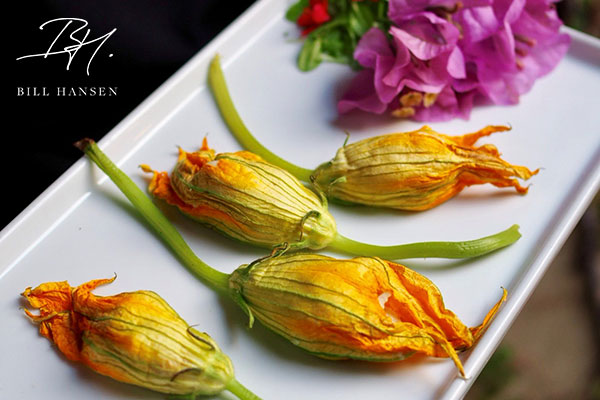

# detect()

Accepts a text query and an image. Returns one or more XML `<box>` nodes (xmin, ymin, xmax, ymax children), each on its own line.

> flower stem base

<box><xmin>225</xmin><ymin>378</ymin><xmax>263</xmax><ymax>400</ymax></box>
<box><xmin>329</xmin><ymin>225</ymin><xmax>521</xmax><ymax>260</ymax></box>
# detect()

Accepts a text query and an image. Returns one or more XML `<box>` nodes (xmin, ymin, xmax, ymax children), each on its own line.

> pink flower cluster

<box><xmin>338</xmin><ymin>0</ymin><xmax>571</xmax><ymax>121</ymax></box>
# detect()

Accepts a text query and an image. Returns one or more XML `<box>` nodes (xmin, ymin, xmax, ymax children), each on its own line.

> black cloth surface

<box><xmin>8</xmin><ymin>1</ymin><xmax>256</xmax><ymax>230</ymax></box>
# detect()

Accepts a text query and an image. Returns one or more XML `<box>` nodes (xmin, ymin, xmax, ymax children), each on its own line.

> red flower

<box><xmin>297</xmin><ymin>0</ymin><xmax>330</xmax><ymax>35</ymax></box>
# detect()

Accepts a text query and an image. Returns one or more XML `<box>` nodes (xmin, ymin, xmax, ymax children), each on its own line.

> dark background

<box><xmin>8</xmin><ymin>1</ymin><xmax>256</xmax><ymax>230</ymax></box>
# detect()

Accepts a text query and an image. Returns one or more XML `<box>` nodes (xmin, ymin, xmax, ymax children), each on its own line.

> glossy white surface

<box><xmin>1</xmin><ymin>1</ymin><xmax>600</xmax><ymax>399</ymax></box>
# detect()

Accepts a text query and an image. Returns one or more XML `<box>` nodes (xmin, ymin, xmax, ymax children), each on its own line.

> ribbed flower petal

<box><xmin>229</xmin><ymin>252</ymin><xmax>507</xmax><ymax>376</ymax></box>
<box><xmin>22</xmin><ymin>278</ymin><xmax>234</xmax><ymax>396</ymax></box>
<box><xmin>144</xmin><ymin>139</ymin><xmax>336</xmax><ymax>250</ymax></box>
<box><xmin>313</xmin><ymin>125</ymin><xmax>538</xmax><ymax>210</ymax></box>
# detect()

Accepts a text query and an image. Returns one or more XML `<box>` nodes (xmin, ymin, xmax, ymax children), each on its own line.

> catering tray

<box><xmin>2</xmin><ymin>1</ymin><xmax>600</xmax><ymax>399</ymax></box>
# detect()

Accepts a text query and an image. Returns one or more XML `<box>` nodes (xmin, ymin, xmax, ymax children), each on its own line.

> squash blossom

<box><xmin>22</xmin><ymin>277</ymin><xmax>260</xmax><ymax>400</ymax></box>
<box><xmin>312</xmin><ymin>125</ymin><xmax>539</xmax><ymax>210</ymax></box>
<box><xmin>141</xmin><ymin>139</ymin><xmax>521</xmax><ymax>260</ymax></box>
<box><xmin>229</xmin><ymin>252</ymin><xmax>507</xmax><ymax>377</ymax></box>
<box><xmin>75</xmin><ymin>139</ymin><xmax>508</xmax><ymax>376</ymax></box>
<box><xmin>208</xmin><ymin>54</ymin><xmax>538</xmax><ymax>211</ymax></box>
<box><xmin>142</xmin><ymin>138</ymin><xmax>336</xmax><ymax>251</ymax></box>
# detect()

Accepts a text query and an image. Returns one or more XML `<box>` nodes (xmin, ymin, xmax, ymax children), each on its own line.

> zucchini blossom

<box><xmin>208</xmin><ymin>54</ymin><xmax>538</xmax><ymax>211</ymax></box>
<box><xmin>142</xmin><ymin>139</ymin><xmax>521</xmax><ymax>260</ymax></box>
<box><xmin>142</xmin><ymin>138</ymin><xmax>336</xmax><ymax>251</ymax></box>
<box><xmin>230</xmin><ymin>251</ymin><xmax>507</xmax><ymax>377</ymax></box>
<box><xmin>75</xmin><ymin>138</ymin><xmax>508</xmax><ymax>377</ymax></box>
<box><xmin>312</xmin><ymin>125</ymin><xmax>539</xmax><ymax>210</ymax></box>
<box><xmin>22</xmin><ymin>277</ymin><xmax>260</xmax><ymax>400</ymax></box>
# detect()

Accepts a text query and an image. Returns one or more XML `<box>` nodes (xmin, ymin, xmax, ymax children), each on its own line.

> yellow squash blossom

<box><xmin>312</xmin><ymin>125</ymin><xmax>539</xmax><ymax>210</ymax></box>
<box><xmin>230</xmin><ymin>251</ymin><xmax>507</xmax><ymax>377</ymax></box>
<box><xmin>142</xmin><ymin>138</ymin><xmax>336</xmax><ymax>251</ymax></box>
<box><xmin>22</xmin><ymin>277</ymin><xmax>259</xmax><ymax>400</ymax></box>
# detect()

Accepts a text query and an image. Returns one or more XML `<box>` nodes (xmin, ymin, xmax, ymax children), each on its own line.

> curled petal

<box><xmin>455</xmin><ymin>6</ymin><xmax>500</xmax><ymax>43</ymax></box>
<box><xmin>447</xmin><ymin>47</ymin><xmax>466</xmax><ymax>79</ymax></box>
<box><xmin>388</xmin><ymin>0</ymin><xmax>459</xmax><ymax>23</ymax></box>
<box><xmin>494</xmin><ymin>0</ymin><xmax>527</xmax><ymax>25</ymax></box>
<box><xmin>338</xmin><ymin>69</ymin><xmax>389</xmax><ymax>114</ymax></box>
<box><xmin>355</xmin><ymin>28</ymin><xmax>405</xmax><ymax>104</ymax></box>
<box><xmin>391</xmin><ymin>14</ymin><xmax>460</xmax><ymax>61</ymax></box>
<box><xmin>354</xmin><ymin>27</ymin><xmax>395</xmax><ymax>68</ymax></box>
<box><xmin>22</xmin><ymin>281</ymin><xmax>80</xmax><ymax>361</ymax></box>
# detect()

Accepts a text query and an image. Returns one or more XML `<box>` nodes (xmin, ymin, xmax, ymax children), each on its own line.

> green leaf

<box><xmin>321</xmin><ymin>53</ymin><xmax>352</xmax><ymax>65</ymax></box>
<box><xmin>298</xmin><ymin>36</ymin><xmax>323</xmax><ymax>71</ymax></box>
<box><xmin>285</xmin><ymin>0</ymin><xmax>309</xmax><ymax>22</ymax></box>
<box><xmin>321</xmin><ymin>29</ymin><xmax>345</xmax><ymax>56</ymax></box>
<box><xmin>349</xmin><ymin>2</ymin><xmax>375</xmax><ymax>37</ymax></box>
<box><xmin>289</xmin><ymin>0</ymin><xmax>389</xmax><ymax>72</ymax></box>
<box><xmin>319</xmin><ymin>27</ymin><xmax>354</xmax><ymax>66</ymax></box>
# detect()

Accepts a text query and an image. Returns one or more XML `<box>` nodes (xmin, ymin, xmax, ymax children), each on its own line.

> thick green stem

<box><xmin>329</xmin><ymin>225</ymin><xmax>522</xmax><ymax>260</ymax></box>
<box><xmin>208</xmin><ymin>54</ymin><xmax>314</xmax><ymax>182</ymax></box>
<box><xmin>75</xmin><ymin>139</ymin><xmax>230</xmax><ymax>295</ymax></box>
<box><xmin>225</xmin><ymin>378</ymin><xmax>263</xmax><ymax>400</ymax></box>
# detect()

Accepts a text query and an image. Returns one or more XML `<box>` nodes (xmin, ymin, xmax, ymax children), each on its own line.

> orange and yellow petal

<box><xmin>313</xmin><ymin>125</ymin><xmax>538</xmax><ymax>210</ymax></box>
<box><xmin>23</xmin><ymin>278</ymin><xmax>234</xmax><ymax>395</ymax></box>
<box><xmin>230</xmin><ymin>253</ymin><xmax>504</xmax><ymax>375</ymax></box>
<box><xmin>143</xmin><ymin>140</ymin><xmax>337</xmax><ymax>250</ymax></box>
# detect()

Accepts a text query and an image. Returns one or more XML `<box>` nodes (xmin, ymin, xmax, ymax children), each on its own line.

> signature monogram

<box><xmin>16</xmin><ymin>18</ymin><xmax>117</xmax><ymax>76</ymax></box>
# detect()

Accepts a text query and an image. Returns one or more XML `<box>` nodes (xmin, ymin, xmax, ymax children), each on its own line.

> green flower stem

<box><xmin>225</xmin><ymin>378</ymin><xmax>263</xmax><ymax>400</ymax></box>
<box><xmin>75</xmin><ymin>139</ymin><xmax>230</xmax><ymax>295</ymax></box>
<box><xmin>208</xmin><ymin>54</ymin><xmax>314</xmax><ymax>182</ymax></box>
<box><xmin>329</xmin><ymin>225</ymin><xmax>522</xmax><ymax>260</ymax></box>
<box><xmin>307</xmin><ymin>15</ymin><xmax>348</xmax><ymax>37</ymax></box>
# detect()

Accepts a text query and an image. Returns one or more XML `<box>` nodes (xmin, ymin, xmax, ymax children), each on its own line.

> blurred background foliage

<box><xmin>558</xmin><ymin>0</ymin><xmax>600</xmax><ymax>37</ymax></box>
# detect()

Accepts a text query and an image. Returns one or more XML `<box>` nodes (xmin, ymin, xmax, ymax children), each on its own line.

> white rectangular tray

<box><xmin>2</xmin><ymin>1</ymin><xmax>600</xmax><ymax>399</ymax></box>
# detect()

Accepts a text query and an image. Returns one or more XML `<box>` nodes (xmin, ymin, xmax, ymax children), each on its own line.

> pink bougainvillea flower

<box><xmin>338</xmin><ymin>0</ymin><xmax>570</xmax><ymax>121</ymax></box>
<box><xmin>463</xmin><ymin>0</ymin><xmax>571</xmax><ymax>105</ymax></box>
<box><xmin>388</xmin><ymin>0</ymin><xmax>463</xmax><ymax>21</ymax></box>
<box><xmin>339</xmin><ymin>25</ymin><xmax>458</xmax><ymax>119</ymax></box>
<box><xmin>391</xmin><ymin>12</ymin><xmax>461</xmax><ymax>60</ymax></box>
<box><xmin>297</xmin><ymin>0</ymin><xmax>331</xmax><ymax>36</ymax></box>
